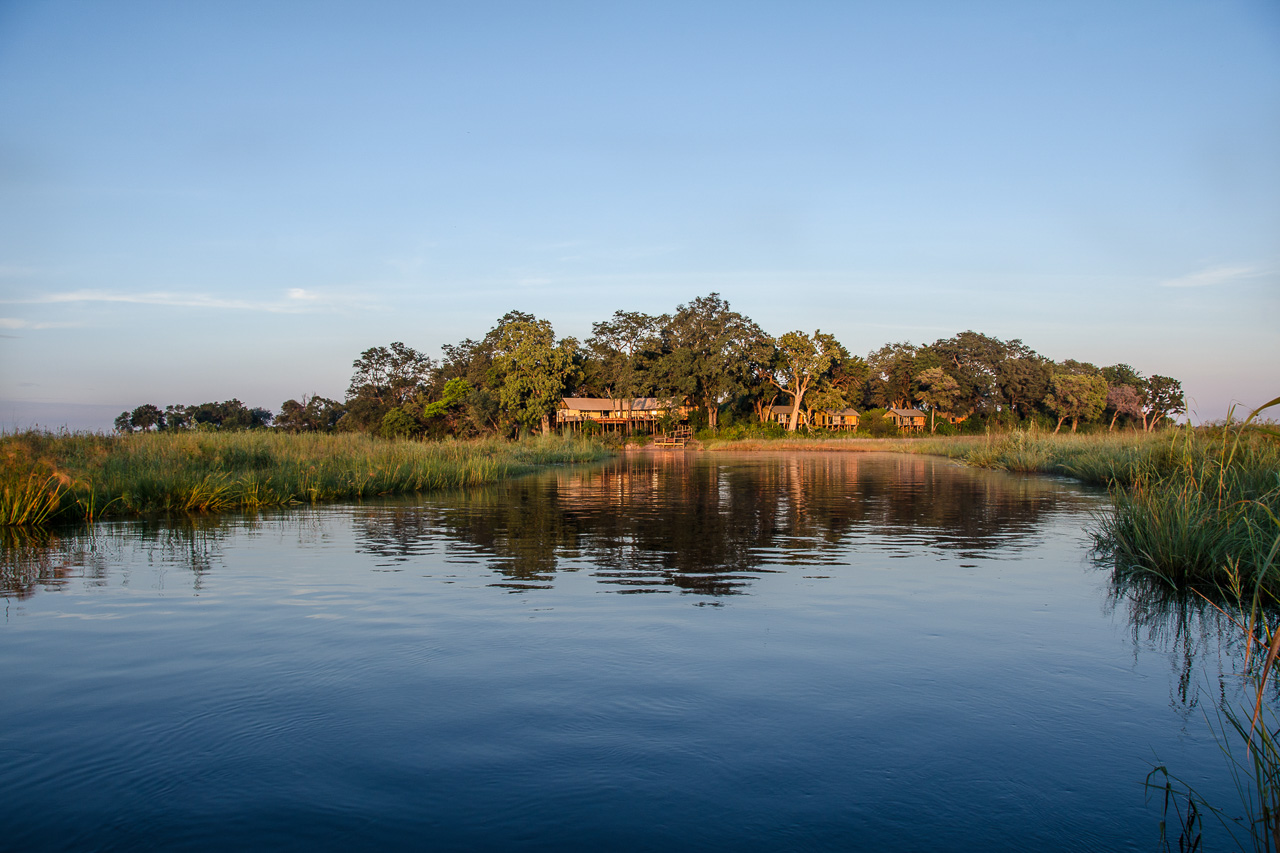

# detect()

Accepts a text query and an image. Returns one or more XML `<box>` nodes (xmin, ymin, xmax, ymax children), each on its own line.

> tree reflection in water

<box><xmin>356</xmin><ymin>451</ymin><xmax>1089</xmax><ymax>595</ymax></box>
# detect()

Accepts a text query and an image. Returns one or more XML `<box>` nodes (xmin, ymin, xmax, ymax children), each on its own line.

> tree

<box><xmin>422</xmin><ymin>378</ymin><xmax>472</xmax><ymax>420</ymax></box>
<box><xmin>1104</xmin><ymin>385</ymin><xmax>1144</xmax><ymax>431</ymax></box>
<box><xmin>348</xmin><ymin>341</ymin><xmax>435</xmax><ymax>406</ymax></box>
<box><xmin>1101</xmin><ymin>363</ymin><xmax>1144</xmax><ymax>389</ymax></box>
<box><xmin>1144</xmin><ymin>375</ymin><xmax>1185</xmax><ymax>430</ymax></box>
<box><xmin>765</xmin><ymin>330</ymin><xmax>842</xmax><ymax>431</ymax></box>
<box><xmin>926</xmin><ymin>331</ymin><xmax>1008</xmax><ymax>416</ymax></box>
<box><xmin>866</xmin><ymin>342</ymin><xmax>921</xmax><ymax>410</ymax></box>
<box><xmin>163</xmin><ymin>404</ymin><xmax>191</xmax><ymax>431</ymax></box>
<box><xmin>276</xmin><ymin>395</ymin><xmax>344</xmax><ymax>432</ymax></box>
<box><xmin>344</xmin><ymin>342</ymin><xmax>435</xmax><ymax>432</ymax></box>
<box><xmin>380</xmin><ymin>407</ymin><xmax>418</xmax><ymax>439</ymax></box>
<box><xmin>914</xmin><ymin>368</ymin><xmax>963</xmax><ymax>433</ymax></box>
<box><xmin>129</xmin><ymin>403</ymin><xmax>164</xmax><ymax>431</ymax></box>
<box><xmin>998</xmin><ymin>344</ymin><xmax>1051</xmax><ymax>420</ymax></box>
<box><xmin>439</xmin><ymin>312</ymin><xmax>539</xmax><ymax>436</ymax></box>
<box><xmin>587</xmin><ymin>310</ymin><xmax>662</xmax><ymax>432</ymax></box>
<box><xmin>1043</xmin><ymin>372</ymin><xmax>1107</xmax><ymax>433</ymax></box>
<box><xmin>491</xmin><ymin>317</ymin><xmax>579</xmax><ymax>435</ymax></box>
<box><xmin>187</xmin><ymin>399</ymin><xmax>270</xmax><ymax>430</ymax></box>
<box><xmin>114</xmin><ymin>411</ymin><xmax>134</xmax><ymax>433</ymax></box>
<box><xmin>654</xmin><ymin>293</ymin><xmax>769</xmax><ymax>429</ymax></box>
<box><xmin>828</xmin><ymin>353</ymin><xmax>871</xmax><ymax>410</ymax></box>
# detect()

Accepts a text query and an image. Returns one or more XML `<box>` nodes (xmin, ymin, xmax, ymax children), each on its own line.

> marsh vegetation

<box><xmin>0</xmin><ymin>430</ymin><xmax>609</xmax><ymax>524</ymax></box>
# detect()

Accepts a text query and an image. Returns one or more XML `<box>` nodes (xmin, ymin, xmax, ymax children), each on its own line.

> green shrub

<box><xmin>861</xmin><ymin>408</ymin><xmax>898</xmax><ymax>438</ymax></box>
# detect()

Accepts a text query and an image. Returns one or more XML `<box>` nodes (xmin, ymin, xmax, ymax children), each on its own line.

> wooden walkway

<box><xmin>652</xmin><ymin>426</ymin><xmax>693</xmax><ymax>448</ymax></box>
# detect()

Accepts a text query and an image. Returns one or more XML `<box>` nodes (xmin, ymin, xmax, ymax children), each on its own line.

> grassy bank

<box><xmin>0</xmin><ymin>430</ymin><xmax>612</xmax><ymax>524</ymax></box>
<box><xmin>706</xmin><ymin>423</ymin><xmax>1280</xmax><ymax>593</ymax></box>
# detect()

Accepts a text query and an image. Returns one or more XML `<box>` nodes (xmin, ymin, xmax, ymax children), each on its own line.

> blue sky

<box><xmin>2</xmin><ymin>0</ymin><xmax>1277</xmax><ymax>430</ymax></box>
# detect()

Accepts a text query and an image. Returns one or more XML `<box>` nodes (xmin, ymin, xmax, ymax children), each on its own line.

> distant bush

<box><xmin>861</xmin><ymin>408</ymin><xmax>898</xmax><ymax>438</ymax></box>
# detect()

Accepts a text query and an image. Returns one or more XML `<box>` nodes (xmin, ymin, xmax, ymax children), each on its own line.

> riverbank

<box><xmin>703</xmin><ymin>426</ymin><xmax>1280</xmax><ymax>593</ymax></box>
<box><xmin>702</xmin><ymin>431</ymin><xmax>1164</xmax><ymax>485</ymax></box>
<box><xmin>1</xmin><ymin>430</ymin><xmax>611</xmax><ymax>525</ymax></box>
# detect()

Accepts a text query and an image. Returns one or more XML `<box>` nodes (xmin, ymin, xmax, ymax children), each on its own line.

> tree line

<box><xmin>114</xmin><ymin>293</ymin><xmax>1185</xmax><ymax>438</ymax></box>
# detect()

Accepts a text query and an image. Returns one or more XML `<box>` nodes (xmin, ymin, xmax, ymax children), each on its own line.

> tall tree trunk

<box><xmin>1054</xmin><ymin>416</ymin><xmax>1066</xmax><ymax>434</ymax></box>
<box><xmin>787</xmin><ymin>381</ymin><xmax>810</xmax><ymax>432</ymax></box>
<box><xmin>1071</xmin><ymin>416</ymin><xmax>1078</xmax><ymax>433</ymax></box>
<box><xmin>1109</xmin><ymin>411</ymin><xmax>1118</xmax><ymax>431</ymax></box>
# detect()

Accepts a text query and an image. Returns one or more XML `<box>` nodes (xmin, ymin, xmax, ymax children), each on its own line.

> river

<box><xmin>0</xmin><ymin>452</ymin><xmax>1240</xmax><ymax>851</ymax></box>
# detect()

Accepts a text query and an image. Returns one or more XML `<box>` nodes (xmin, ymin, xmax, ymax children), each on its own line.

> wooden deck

<box><xmin>652</xmin><ymin>426</ymin><xmax>693</xmax><ymax>448</ymax></box>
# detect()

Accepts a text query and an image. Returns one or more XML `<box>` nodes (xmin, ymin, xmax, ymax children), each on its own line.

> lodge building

<box><xmin>556</xmin><ymin>397</ymin><xmax>691</xmax><ymax>433</ymax></box>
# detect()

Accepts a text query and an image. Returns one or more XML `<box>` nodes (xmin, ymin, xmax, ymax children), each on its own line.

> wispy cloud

<box><xmin>0</xmin><ymin>317</ymin><xmax>84</xmax><ymax>330</ymax></box>
<box><xmin>0</xmin><ymin>289</ymin><xmax>343</xmax><ymax>313</ymax></box>
<box><xmin>1160</xmin><ymin>265</ymin><xmax>1265</xmax><ymax>288</ymax></box>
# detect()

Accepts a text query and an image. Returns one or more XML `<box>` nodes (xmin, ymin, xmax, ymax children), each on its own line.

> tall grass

<box><xmin>0</xmin><ymin>430</ymin><xmax>611</xmax><ymax>525</ymax></box>
<box><xmin>1092</xmin><ymin>402</ymin><xmax>1280</xmax><ymax>596</ymax></box>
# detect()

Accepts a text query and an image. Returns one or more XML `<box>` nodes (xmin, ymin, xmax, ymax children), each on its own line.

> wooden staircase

<box><xmin>653</xmin><ymin>425</ymin><xmax>693</xmax><ymax>448</ymax></box>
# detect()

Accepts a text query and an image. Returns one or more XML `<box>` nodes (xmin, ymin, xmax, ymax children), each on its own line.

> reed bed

<box><xmin>1094</xmin><ymin>423</ymin><xmax>1280</xmax><ymax>596</ymax></box>
<box><xmin>0</xmin><ymin>430</ymin><xmax>610</xmax><ymax>524</ymax></box>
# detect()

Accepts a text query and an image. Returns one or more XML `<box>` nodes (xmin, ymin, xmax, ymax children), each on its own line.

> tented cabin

<box><xmin>809</xmin><ymin>408</ymin><xmax>860</xmax><ymax>430</ymax></box>
<box><xmin>885</xmin><ymin>408</ymin><xmax>927</xmax><ymax>433</ymax></box>
<box><xmin>765</xmin><ymin>405</ymin><xmax>805</xmax><ymax>427</ymax></box>
<box><xmin>557</xmin><ymin>397</ymin><xmax>689</xmax><ymax>433</ymax></box>
<box><xmin>765</xmin><ymin>406</ymin><xmax>860</xmax><ymax>430</ymax></box>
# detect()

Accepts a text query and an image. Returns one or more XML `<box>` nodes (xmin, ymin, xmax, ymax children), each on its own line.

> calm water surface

<box><xmin>0</xmin><ymin>452</ymin><xmax>1239</xmax><ymax>851</ymax></box>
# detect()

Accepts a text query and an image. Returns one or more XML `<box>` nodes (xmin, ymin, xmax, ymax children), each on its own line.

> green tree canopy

<box><xmin>914</xmin><ymin>368</ymin><xmax>963</xmax><ymax>433</ymax></box>
<box><xmin>653</xmin><ymin>293</ymin><xmax>769</xmax><ymax>429</ymax></box>
<box><xmin>1144</xmin><ymin>375</ymin><xmax>1185</xmax><ymax>430</ymax></box>
<box><xmin>866</xmin><ymin>342</ymin><xmax>922</xmax><ymax>410</ymax></box>
<box><xmin>586</xmin><ymin>310</ymin><xmax>662</xmax><ymax>430</ymax></box>
<box><xmin>276</xmin><ymin>395</ymin><xmax>344</xmax><ymax>433</ymax></box>
<box><xmin>344</xmin><ymin>342</ymin><xmax>435</xmax><ymax>431</ymax></box>
<box><xmin>129</xmin><ymin>403</ymin><xmax>164</xmax><ymax>431</ymax></box>
<box><xmin>765</xmin><ymin>330</ymin><xmax>843</xmax><ymax>431</ymax></box>
<box><xmin>1044</xmin><ymin>372</ymin><xmax>1107</xmax><ymax>433</ymax></box>
<box><xmin>491</xmin><ymin>317</ymin><xmax>579</xmax><ymax>435</ymax></box>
